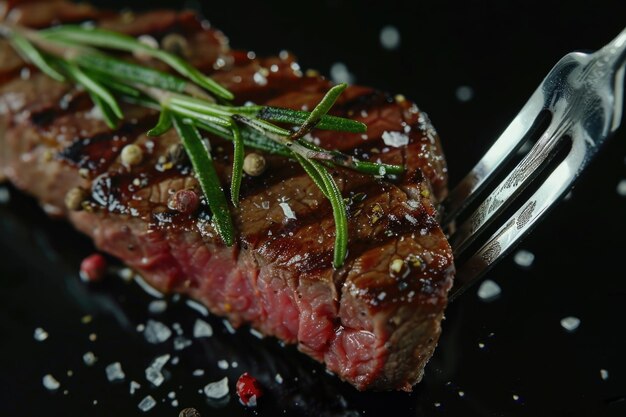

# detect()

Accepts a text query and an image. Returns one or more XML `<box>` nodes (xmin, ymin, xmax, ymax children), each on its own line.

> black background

<box><xmin>1</xmin><ymin>1</ymin><xmax>626</xmax><ymax>416</ymax></box>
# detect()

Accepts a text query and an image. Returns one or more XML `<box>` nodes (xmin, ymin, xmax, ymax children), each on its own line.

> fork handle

<box><xmin>598</xmin><ymin>27</ymin><xmax>626</xmax><ymax>70</ymax></box>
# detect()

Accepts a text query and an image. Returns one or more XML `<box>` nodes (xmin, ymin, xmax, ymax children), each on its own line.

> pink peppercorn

<box><xmin>168</xmin><ymin>189</ymin><xmax>200</xmax><ymax>215</ymax></box>
<box><xmin>236</xmin><ymin>372</ymin><xmax>263</xmax><ymax>407</ymax></box>
<box><xmin>80</xmin><ymin>253</ymin><xmax>107</xmax><ymax>282</ymax></box>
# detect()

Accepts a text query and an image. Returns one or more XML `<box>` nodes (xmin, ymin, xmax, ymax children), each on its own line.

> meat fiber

<box><xmin>0</xmin><ymin>0</ymin><xmax>454</xmax><ymax>390</ymax></box>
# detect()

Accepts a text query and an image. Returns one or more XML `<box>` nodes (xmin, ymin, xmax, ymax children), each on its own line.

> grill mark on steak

<box><xmin>57</xmin><ymin>115</ymin><xmax>158</xmax><ymax>176</ymax></box>
<box><xmin>0</xmin><ymin>0</ymin><xmax>454</xmax><ymax>391</ymax></box>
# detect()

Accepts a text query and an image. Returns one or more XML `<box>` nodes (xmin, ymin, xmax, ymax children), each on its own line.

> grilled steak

<box><xmin>0</xmin><ymin>0</ymin><xmax>454</xmax><ymax>390</ymax></box>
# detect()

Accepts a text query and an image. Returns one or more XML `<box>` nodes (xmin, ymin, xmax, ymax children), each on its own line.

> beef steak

<box><xmin>0</xmin><ymin>0</ymin><xmax>454</xmax><ymax>391</ymax></box>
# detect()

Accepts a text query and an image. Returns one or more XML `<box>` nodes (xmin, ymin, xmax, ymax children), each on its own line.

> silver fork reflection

<box><xmin>444</xmin><ymin>28</ymin><xmax>626</xmax><ymax>300</ymax></box>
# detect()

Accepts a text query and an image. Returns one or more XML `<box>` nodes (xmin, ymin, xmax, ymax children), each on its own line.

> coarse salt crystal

<box><xmin>560</xmin><ymin>316</ymin><xmax>580</xmax><ymax>332</ymax></box>
<box><xmin>133</xmin><ymin>275</ymin><xmax>164</xmax><ymax>298</ymax></box>
<box><xmin>275</xmin><ymin>373</ymin><xmax>283</xmax><ymax>384</ymax></box>
<box><xmin>514</xmin><ymin>250</ymin><xmax>535</xmax><ymax>268</ymax></box>
<box><xmin>118</xmin><ymin>267</ymin><xmax>133</xmax><ymax>281</ymax></box>
<box><xmin>173</xmin><ymin>336</ymin><xmax>192</xmax><ymax>351</ymax></box>
<box><xmin>382</xmin><ymin>131</ymin><xmax>409</xmax><ymax>147</ymax></box>
<box><xmin>600</xmin><ymin>369</ymin><xmax>609</xmax><ymax>380</ymax></box>
<box><xmin>330</xmin><ymin>62</ymin><xmax>355</xmax><ymax>84</ymax></box>
<box><xmin>379</xmin><ymin>25</ymin><xmax>401</xmax><ymax>50</ymax></box>
<box><xmin>204</xmin><ymin>377</ymin><xmax>229</xmax><ymax>399</ymax></box>
<box><xmin>137</xmin><ymin>395</ymin><xmax>156</xmax><ymax>412</ymax></box>
<box><xmin>405</xmin><ymin>214</ymin><xmax>417</xmax><ymax>224</ymax></box>
<box><xmin>172</xmin><ymin>322</ymin><xmax>183</xmax><ymax>335</ymax></box>
<box><xmin>20</xmin><ymin>67</ymin><xmax>31</xmax><ymax>80</ymax></box>
<box><xmin>144</xmin><ymin>320</ymin><xmax>172</xmax><ymax>344</ymax></box>
<box><xmin>249</xmin><ymin>328</ymin><xmax>264</xmax><ymax>339</ymax></box>
<box><xmin>145</xmin><ymin>354</ymin><xmax>170</xmax><ymax>387</ymax></box>
<box><xmin>43</xmin><ymin>374</ymin><xmax>60</xmax><ymax>390</ymax></box>
<box><xmin>105</xmin><ymin>362</ymin><xmax>125</xmax><ymax>382</ymax></box>
<box><xmin>279</xmin><ymin>202</ymin><xmax>296</xmax><ymax>220</ymax></box>
<box><xmin>130</xmin><ymin>380</ymin><xmax>141</xmax><ymax>395</ymax></box>
<box><xmin>477</xmin><ymin>279</ymin><xmax>501</xmax><ymax>301</ymax></box>
<box><xmin>617</xmin><ymin>179</ymin><xmax>626</xmax><ymax>196</ymax></box>
<box><xmin>253</xmin><ymin>72</ymin><xmax>268</xmax><ymax>86</ymax></box>
<box><xmin>193</xmin><ymin>369</ymin><xmax>205</xmax><ymax>377</ymax></box>
<box><xmin>145</xmin><ymin>368</ymin><xmax>164</xmax><ymax>387</ymax></box>
<box><xmin>185</xmin><ymin>299</ymin><xmax>209</xmax><ymax>316</ymax></box>
<box><xmin>0</xmin><ymin>187</ymin><xmax>10</xmax><ymax>204</ymax></box>
<box><xmin>83</xmin><ymin>352</ymin><xmax>97</xmax><ymax>366</ymax></box>
<box><xmin>217</xmin><ymin>360</ymin><xmax>229</xmax><ymax>370</ymax></box>
<box><xmin>193</xmin><ymin>319</ymin><xmax>213</xmax><ymax>338</ymax></box>
<box><xmin>34</xmin><ymin>327</ymin><xmax>48</xmax><ymax>341</ymax></box>
<box><xmin>85</xmin><ymin>105</ymin><xmax>104</xmax><ymax>121</ymax></box>
<box><xmin>456</xmin><ymin>85</ymin><xmax>474</xmax><ymax>102</ymax></box>
<box><xmin>148</xmin><ymin>300</ymin><xmax>167</xmax><ymax>314</ymax></box>
<box><xmin>222</xmin><ymin>319</ymin><xmax>236</xmax><ymax>334</ymax></box>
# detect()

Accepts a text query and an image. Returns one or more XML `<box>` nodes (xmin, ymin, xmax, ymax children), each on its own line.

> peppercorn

<box><xmin>179</xmin><ymin>408</ymin><xmax>201</xmax><ymax>417</ymax></box>
<box><xmin>65</xmin><ymin>187</ymin><xmax>88</xmax><ymax>211</ymax></box>
<box><xmin>80</xmin><ymin>253</ymin><xmax>107</xmax><ymax>282</ymax></box>
<box><xmin>168</xmin><ymin>189</ymin><xmax>200</xmax><ymax>214</ymax></box>
<box><xmin>161</xmin><ymin>33</ymin><xmax>190</xmax><ymax>58</ymax></box>
<box><xmin>236</xmin><ymin>373</ymin><xmax>263</xmax><ymax>407</ymax></box>
<box><xmin>243</xmin><ymin>153</ymin><xmax>266</xmax><ymax>176</ymax></box>
<box><xmin>134</xmin><ymin>35</ymin><xmax>158</xmax><ymax>61</ymax></box>
<box><xmin>121</xmin><ymin>144</ymin><xmax>143</xmax><ymax>167</ymax></box>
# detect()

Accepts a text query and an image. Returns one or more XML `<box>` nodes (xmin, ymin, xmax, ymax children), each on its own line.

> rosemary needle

<box><xmin>258</xmin><ymin>106</ymin><xmax>366</xmax><ymax>133</ymax></box>
<box><xmin>172</xmin><ymin>115</ymin><xmax>235</xmax><ymax>246</ymax></box>
<box><xmin>230</xmin><ymin>122</ymin><xmax>244</xmax><ymax>206</ymax></box>
<box><xmin>147</xmin><ymin>109</ymin><xmax>173</xmax><ymax>137</ymax></box>
<box><xmin>291</xmin><ymin>83</ymin><xmax>348</xmax><ymax>139</ymax></box>
<box><xmin>8</xmin><ymin>31</ymin><xmax>65</xmax><ymax>82</ymax></box>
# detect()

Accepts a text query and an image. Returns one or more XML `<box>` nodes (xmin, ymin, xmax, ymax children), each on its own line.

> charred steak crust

<box><xmin>0</xmin><ymin>0</ymin><xmax>454</xmax><ymax>391</ymax></box>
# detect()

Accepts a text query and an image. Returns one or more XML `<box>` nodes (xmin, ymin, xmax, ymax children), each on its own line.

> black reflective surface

<box><xmin>1</xmin><ymin>1</ymin><xmax>626</xmax><ymax>416</ymax></box>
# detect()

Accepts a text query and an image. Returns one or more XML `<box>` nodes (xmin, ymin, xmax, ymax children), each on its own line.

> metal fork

<box><xmin>444</xmin><ymin>28</ymin><xmax>626</xmax><ymax>301</ymax></box>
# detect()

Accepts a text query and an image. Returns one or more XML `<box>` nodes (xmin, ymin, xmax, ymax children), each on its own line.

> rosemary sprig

<box><xmin>39</xmin><ymin>25</ymin><xmax>234</xmax><ymax>100</ymax></box>
<box><xmin>0</xmin><ymin>22</ymin><xmax>407</xmax><ymax>267</ymax></box>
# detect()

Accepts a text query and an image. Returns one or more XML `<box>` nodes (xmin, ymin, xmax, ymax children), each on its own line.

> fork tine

<box><xmin>450</xmin><ymin>114</ymin><xmax>568</xmax><ymax>257</ymax></box>
<box><xmin>442</xmin><ymin>88</ymin><xmax>546</xmax><ymax>225</ymax></box>
<box><xmin>448</xmin><ymin>131</ymin><xmax>588</xmax><ymax>301</ymax></box>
